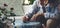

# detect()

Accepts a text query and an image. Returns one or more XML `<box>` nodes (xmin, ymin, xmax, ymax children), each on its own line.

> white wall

<box><xmin>0</xmin><ymin>0</ymin><xmax>24</xmax><ymax>16</ymax></box>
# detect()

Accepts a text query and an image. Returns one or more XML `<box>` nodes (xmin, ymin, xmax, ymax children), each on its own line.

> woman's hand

<box><xmin>22</xmin><ymin>16</ymin><xmax>29</xmax><ymax>22</ymax></box>
<box><xmin>30</xmin><ymin>15</ymin><xmax>36</xmax><ymax>21</ymax></box>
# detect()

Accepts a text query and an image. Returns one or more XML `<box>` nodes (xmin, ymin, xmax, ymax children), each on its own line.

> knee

<box><xmin>46</xmin><ymin>19</ymin><xmax>53</xmax><ymax>28</ymax></box>
<box><xmin>47</xmin><ymin>19</ymin><xmax>53</xmax><ymax>24</ymax></box>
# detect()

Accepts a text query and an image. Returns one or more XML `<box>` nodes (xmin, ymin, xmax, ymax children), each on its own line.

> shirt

<box><xmin>25</xmin><ymin>0</ymin><xmax>56</xmax><ymax>19</ymax></box>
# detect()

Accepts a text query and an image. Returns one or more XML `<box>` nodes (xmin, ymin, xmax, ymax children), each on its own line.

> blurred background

<box><xmin>0</xmin><ymin>0</ymin><xmax>35</xmax><ymax>16</ymax></box>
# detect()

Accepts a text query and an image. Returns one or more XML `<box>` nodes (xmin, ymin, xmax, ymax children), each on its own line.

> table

<box><xmin>15</xmin><ymin>20</ymin><xmax>41</xmax><ymax>28</ymax></box>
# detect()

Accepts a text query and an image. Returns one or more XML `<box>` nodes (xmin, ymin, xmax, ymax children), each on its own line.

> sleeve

<box><xmin>44</xmin><ymin>12</ymin><xmax>55</xmax><ymax>19</ymax></box>
<box><xmin>49</xmin><ymin>13</ymin><xmax>55</xmax><ymax>18</ymax></box>
<box><xmin>25</xmin><ymin>0</ymin><xmax>38</xmax><ymax>19</ymax></box>
<box><xmin>44</xmin><ymin>9</ymin><xmax>57</xmax><ymax>19</ymax></box>
<box><xmin>50</xmin><ymin>8</ymin><xmax>58</xmax><ymax>18</ymax></box>
<box><xmin>44</xmin><ymin>12</ymin><xmax>57</xmax><ymax>19</ymax></box>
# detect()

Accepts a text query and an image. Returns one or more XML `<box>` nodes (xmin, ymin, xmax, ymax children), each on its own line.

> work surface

<box><xmin>15</xmin><ymin>20</ymin><xmax>41</xmax><ymax>28</ymax></box>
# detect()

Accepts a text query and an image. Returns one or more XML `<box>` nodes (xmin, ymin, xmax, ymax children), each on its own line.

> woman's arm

<box><xmin>30</xmin><ymin>13</ymin><xmax>44</xmax><ymax>21</ymax></box>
